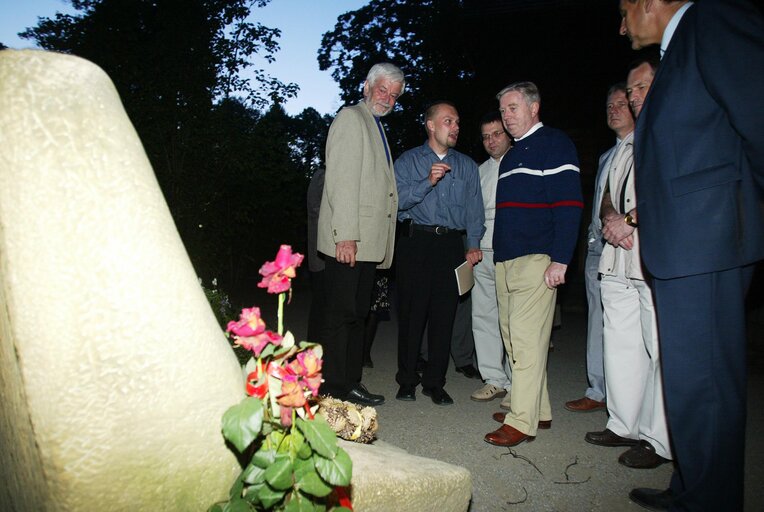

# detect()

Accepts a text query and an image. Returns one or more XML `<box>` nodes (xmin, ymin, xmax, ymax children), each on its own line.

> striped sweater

<box><xmin>493</xmin><ymin>125</ymin><xmax>583</xmax><ymax>264</ymax></box>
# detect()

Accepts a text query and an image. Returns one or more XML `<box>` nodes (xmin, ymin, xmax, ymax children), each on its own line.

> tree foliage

<box><xmin>318</xmin><ymin>0</ymin><xmax>635</xmax><ymax>164</ymax></box>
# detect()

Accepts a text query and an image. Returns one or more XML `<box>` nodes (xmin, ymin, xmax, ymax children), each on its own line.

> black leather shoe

<box><xmin>584</xmin><ymin>428</ymin><xmax>639</xmax><ymax>447</ymax></box>
<box><xmin>422</xmin><ymin>387</ymin><xmax>453</xmax><ymax>405</ymax></box>
<box><xmin>628</xmin><ymin>487</ymin><xmax>673</xmax><ymax>511</ymax></box>
<box><xmin>455</xmin><ymin>364</ymin><xmax>480</xmax><ymax>379</ymax></box>
<box><xmin>345</xmin><ymin>384</ymin><xmax>385</xmax><ymax>406</ymax></box>
<box><xmin>619</xmin><ymin>441</ymin><xmax>669</xmax><ymax>469</ymax></box>
<box><xmin>395</xmin><ymin>385</ymin><xmax>416</xmax><ymax>401</ymax></box>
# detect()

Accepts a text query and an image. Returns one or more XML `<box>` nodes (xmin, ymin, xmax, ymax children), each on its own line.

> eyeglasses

<box><xmin>481</xmin><ymin>130</ymin><xmax>507</xmax><ymax>141</ymax></box>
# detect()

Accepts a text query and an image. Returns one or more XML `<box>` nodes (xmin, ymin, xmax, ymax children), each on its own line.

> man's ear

<box><xmin>425</xmin><ymin>119</ymin><xmax>434</xmax><ymax>134</ymax></box>
<box><xmin>362</xmin><ymin>80</ymin><xmax>369</xmax><ymax>97</ymax></box>
<box><xmin>530</xmin><ymin>102</ymin><xmax>540</xmax><ymax>118</ymax></box>
<box><xmin>644</xmin><ymin>0</ymin><xmax>654</xmax><ymax>14</ymax></box>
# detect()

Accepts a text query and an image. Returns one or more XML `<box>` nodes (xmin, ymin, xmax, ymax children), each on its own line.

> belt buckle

<box><xmin>435</xmin><ymin>226</ymin><xmax>447</xmax><ymax>235</ymax></box>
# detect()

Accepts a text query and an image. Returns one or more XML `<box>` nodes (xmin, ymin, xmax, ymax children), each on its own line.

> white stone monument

<box><xmin>0</xmin><ymin>49</ymin><xmax>243</xmax><ymax>511</ymax></box>
<box><xmin>0</xmin><ymin>49</ymin><xmax>471</xmax><ymax>512</ymax></box>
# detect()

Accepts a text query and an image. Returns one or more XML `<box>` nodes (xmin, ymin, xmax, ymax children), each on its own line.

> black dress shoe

<box><xmin>629</xmin><ymin>487</ymin><xmax>673</xmax><ymax>511</ymax></box>
<box><xmin>422</xmin><ymin>387</ymin><xmax>453</xmax><ymax>405</ymax></box>
<box><xmin>455</xmin><ymin>364</ymin><xmax>480</xmax><ymax>379</ymax></box>
<box><xmin>395</xmin><ymin>385</ymin><xmax>416</xmax><ymax>401</ymax></box>
<box><xmin>345</xmin><ymin>384</ymin><xmax>385</xmax><ymax>406</ymax></box>
<box><xmin>584</xmin><ymin>428</ymin><xmax>639</xmax><ymax>447</ymax></box>
<box><xmin>619</xmin><ymin>441</ymin><xmax>669</xmax><ymax>469</ymax></box>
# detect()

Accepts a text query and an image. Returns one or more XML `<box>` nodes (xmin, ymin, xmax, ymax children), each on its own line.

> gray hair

<box><xmin>366</xmin><ymin>63</ymin><xmax>406</xmax><ymax>96</ymax></box>
<box><xmin>496</xmin><ymin>81</ymin><xmax>540</xmax><ymax>105</ymax></box>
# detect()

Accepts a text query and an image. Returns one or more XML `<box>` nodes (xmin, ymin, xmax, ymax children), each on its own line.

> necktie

<box><xmin>375</xmin><ymin>117</ymin><xmax>391</xmax><ymax>166</ymax></box>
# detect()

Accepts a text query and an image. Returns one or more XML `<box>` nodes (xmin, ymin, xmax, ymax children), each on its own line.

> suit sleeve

<box><xmin>324</xmin><ymin>108</ymin><xmax>364</xmax><ymax>243</ymax></box>
<box><xmin>697</xmin><ymin>0</ymin><xmax>764</xmax><ymax>189</ymax></box>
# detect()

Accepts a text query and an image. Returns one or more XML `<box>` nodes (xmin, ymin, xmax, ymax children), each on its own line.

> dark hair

<box><xmin>627</xmin><ymin>52</ymin><xmax>660</xmax><ymax>76</ymax></box>
<box><xmin>480</xmin><ymin>110</ymin><xmax>503</xmax><ymax>128</ymax></box>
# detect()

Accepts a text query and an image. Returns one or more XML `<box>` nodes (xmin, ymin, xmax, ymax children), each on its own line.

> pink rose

<box><xmin>235</xmin><ymin>330</ymin><xmax>283</xmax><ymax>357</ymax></box>
<box><xmin>277</xmin><ymin>375</ymin><xmax>307</xmax><ymax>409</ymax></box>
<box><xmin>258</xmin><ymin>245</ymin><xmax>304</xmax><ymax>294</ymax></box>
<box><xmin>226</xmin><ymin>307</ymin><xmax>266</xmax><ymax>338</ymax></box>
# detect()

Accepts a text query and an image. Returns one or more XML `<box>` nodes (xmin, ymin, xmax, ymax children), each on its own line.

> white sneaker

<box><xmin>470</xmin><ymin>383</ymin><xmax>507</xmax><ymax>402</ymax></box>
<box><xmin>500</xmin><ymin>392</ymin><xmax>512</xmax><ymax>410</ymax></box>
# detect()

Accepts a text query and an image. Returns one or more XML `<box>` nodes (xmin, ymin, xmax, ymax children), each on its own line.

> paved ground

<box><xmin>266</xmin><ymin>279</ymin><xmax>764</xmax><ymax>511</ymax></box>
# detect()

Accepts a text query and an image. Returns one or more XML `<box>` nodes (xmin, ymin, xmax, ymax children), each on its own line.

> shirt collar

<box><xmin>661</xmin><ymin>2</ymin><xmax>693</xmax><ymax>58</ymax></box>
<box><xmin>615</xmin><ymin>130</ymin><xmax>634</xmax><ymax>145</ymax></box>
<box><xmin>514</xmin><ymin>122</ymin><xmax>543</xmax><ymax>142</ymax></box>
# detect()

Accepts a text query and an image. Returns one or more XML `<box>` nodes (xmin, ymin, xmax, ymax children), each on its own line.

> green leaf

<box><xmin>297</xmin><ymin>439</ymin><xmax>313</xmax><ymax>460</ymax></box>
<box><xmin>264</xmin><ymin>452</ymin><xmax>294</xmax><ymax>490</ymax></box>
<box><xmin>243</xmin><ymin>482</ymin><xmax>265</xmax><ymax>504</ymax></box>
<box><xmin>228</xmin><ymin>476</ymin><xmax>245</xmax><ymax>500</ymax></box>
<box><xmin>242</xmin><ymin>463</ymin><xmax>266</xmax><ymax>485</ymax></box>
<box><xmin>252</xmin><ymin>447</ymin><xmax>277</xmax><ymax>468</ymax></box>
<box><xmin>314</xmin><ymin>448</ymin><xmax>352</xmax><ymax>486</ymax></box>
<box><xmin>289</xmin><ymin>425</ymin><xmax>306</xmax><ymax>456</ymax></box>
<box><xmin>293</xmin><ymin>457</ymin><xmax>314</xmax><ymax>480</ymax></box>
<box><xmin>207</xmin><ymin>503</ymin><xmax>225</xmax><ymax>512</ymax></box>
<box><xmin>296</xmin><ymin>416</ymin><xmax>338</xmax><ymax>459</ymax></box>
<box><xmin>259</xmin><ymin>342</ymin><xmax>277</xmax><ymax>359</ymax></box>
<box><xmin>258</xmin><ymin>484</ymin><xmax>287</xmax><ymax>509</ymax></box>
<box><xmin>296</xmin><ymin>468</ymin><xmax>333</xmax><ymax>498</ymax></box>
<box><xmin>222</xmin><ymin>398</ymin><xmax>264</xmax><ymax>453</ymax></box>
<box><xmin>225</xmin><ymin>500</ymin><xmax>254</xmax><ymax>512</ymax></box>
<box><xmin>284</xmin><ymin>491</ymin><xmax>320</xmax><ymax>512</ymax></box>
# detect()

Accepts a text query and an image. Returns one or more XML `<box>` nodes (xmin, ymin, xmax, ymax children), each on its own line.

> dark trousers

<box><xmin>320</xmin><ymin>256</ymin><xmax>376</xmax><ymax>396</ymax></box>
<box><xmin>396</xmin><ymin>230</ymin><xmax>463</xmax><ymax>390</ymax></box>
<box><xmin>307</xmin><ymin>269</ymin><xmax>325</xmax><ymax>344</ymax></box>
<box><xmin>652</xmin><ymin>265</ymin><xmax>753</xmax><ymax>512</ymax></box>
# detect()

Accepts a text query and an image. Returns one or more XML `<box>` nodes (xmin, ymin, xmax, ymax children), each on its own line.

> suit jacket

<box><xmin>587</xmin><ymin>140</ymin><xmax>622</xmax><ymax>257</ymax></box>
<box><xmin>634</xmin><ymin>0</ymin><xmax>764</xmax><ymax>279</ymax></box>
<box><xmin>599</xmin><ymin>132</ymin><xmax>645</xmax><ymax>280</ymax></box>
<box><xmin>317</xmin><ymin>101</ymin><xmax>398</xmax><ymax>269</ymax></box>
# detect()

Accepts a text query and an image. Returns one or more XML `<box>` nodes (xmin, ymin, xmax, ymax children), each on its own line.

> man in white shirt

<box><xmin>469</xmin><ymin>111</ymin><xmax>513</xmax><ymax>405</ymax></box>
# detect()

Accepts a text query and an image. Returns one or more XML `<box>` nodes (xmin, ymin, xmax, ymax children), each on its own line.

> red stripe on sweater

<box><xmin>496</xmin><ymin>200</ymin><xmax>584</xmax><ymax>209</ymax></box>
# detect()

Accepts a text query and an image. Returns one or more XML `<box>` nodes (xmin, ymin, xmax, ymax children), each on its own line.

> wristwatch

<box><xmin>624</xmin><ymin>213</ymin><xmax>638</xmax><ymax>228</ymax></box>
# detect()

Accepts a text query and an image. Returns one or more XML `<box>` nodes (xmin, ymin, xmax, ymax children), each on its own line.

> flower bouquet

<box><xmin>209</xmin><ymin>245</ymin><xmax>353</xmax><ymax>512</ymax></box>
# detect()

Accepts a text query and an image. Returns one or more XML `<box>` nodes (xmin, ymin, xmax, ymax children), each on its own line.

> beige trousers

<box><xmin>496</xmin><ymin>254</ymin><xmax>555</xmax><ymax>435</ymax></box>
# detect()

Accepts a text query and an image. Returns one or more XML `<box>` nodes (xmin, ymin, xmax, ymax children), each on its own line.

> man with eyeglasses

<box><xmin>565</xmin><ymin>83</ymin><xmax>634</xmax><ymax>416</ymax></box>
<box><xmin>468</xmin><ymin>111</ymin><xmax>513</xmax><ymax>406</ymax></box>
<box><xmin>317</xmin><ymin>62</ymin><xmax>404</xmax><ymax>407</ymax></box>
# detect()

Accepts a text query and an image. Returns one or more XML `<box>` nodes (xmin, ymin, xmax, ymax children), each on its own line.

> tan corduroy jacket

<box><xmin>317</xmin><ymin>101</ymin><xmax>398</xmax><ymax>269</ymax></box>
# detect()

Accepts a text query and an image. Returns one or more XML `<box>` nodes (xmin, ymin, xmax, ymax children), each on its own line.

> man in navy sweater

<box><xmin>485</xmin><ymin>82</ymin><xmax>583</xmax><ymax>447</ymax></box>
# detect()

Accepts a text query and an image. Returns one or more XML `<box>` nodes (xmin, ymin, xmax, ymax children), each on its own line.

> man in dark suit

<box><xmin>617</xmin><ymin>0</ymin><xmax>764</xmax><ymax>510</ymax></box>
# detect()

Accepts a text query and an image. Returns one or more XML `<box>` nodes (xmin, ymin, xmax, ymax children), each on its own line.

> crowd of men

<box><xmin>308</xmin><ymin>1</ymin><xmax>763</xmax><ymax>510</ymax></box>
